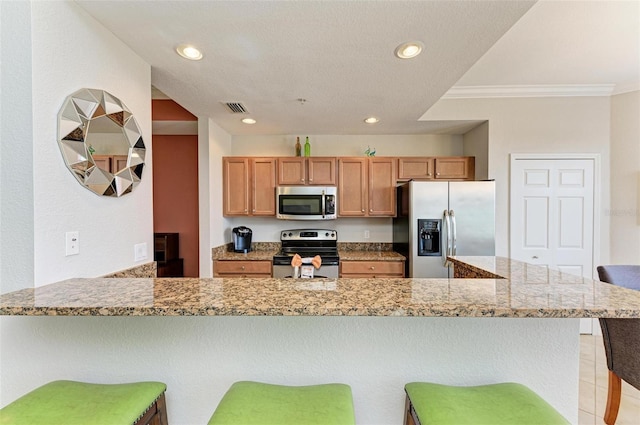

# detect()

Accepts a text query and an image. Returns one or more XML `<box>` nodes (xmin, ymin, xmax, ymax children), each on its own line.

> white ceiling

<box><xmin>76</xmin><ymin>0</ymin><xmax>639</xmax><ymax>136</ymax></box>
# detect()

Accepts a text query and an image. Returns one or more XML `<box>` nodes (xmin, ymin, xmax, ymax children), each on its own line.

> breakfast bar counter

<box><xmin>3</xmin><ymin>257</ymin><xmax>639</xmax><ymax>424</ymax></box>
<box><xmin>2</xmin><ymin>257</ymin><xmax>640</xmax><ymax>318</ymax></box>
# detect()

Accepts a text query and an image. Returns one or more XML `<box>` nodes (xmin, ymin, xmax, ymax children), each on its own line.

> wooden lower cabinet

<box><xmin>213</xmin><ymin>260</ymin><xmax>272</xmax><ymax>277</ymax></box>
<box><xmin>340</xmin><ymin>260</ymin><xmax>404</xmax><ymax>278</ymax></box>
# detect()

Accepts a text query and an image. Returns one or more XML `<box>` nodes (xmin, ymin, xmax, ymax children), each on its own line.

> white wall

<box><xmin>0</xmin><ymin>0</ymin><xmax>35</xmax><ymax>294</ymax></box>
<box><xmin>29</xmin><ymin>1</ymin><xmax>152</xmax><ymax>286</ymax></box>
<box><xmin>0</xmin><ymin>315</ymin><xmax>581</xmax><ymax>424</ymax></box>
<box><xmin>1</xmin><ymin>0</ymin><xmax>157</xmax><ymax>409</ymax></box>
<box><xmin>463</xmin><ymin>121</ymin><xmax>489</xmax><ymax>180</ymax></box>
<box><xmin>609</xmin><ymin>90</ymin><xmax>640</xmax><ymax>263</ymax></box>
<box><xmin>421</xmin><ymin>96</ymin><xmax>612</xmax><ymax>262</ymax></box>
<box><xmin>200</xmin><ymin>117</ymin><xmax>232</xmax><ymax>276</ymax></box>
<box><xmin>230</xmin><ymin>134</ymin><xmax>463</xmax><ymax>157</ymax></box>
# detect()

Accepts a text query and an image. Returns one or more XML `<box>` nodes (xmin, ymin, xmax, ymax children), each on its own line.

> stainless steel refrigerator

<box><xmin>393</xmin><ymin>180</ymin><xmax>495</xmax><ymax>278</ymax></box>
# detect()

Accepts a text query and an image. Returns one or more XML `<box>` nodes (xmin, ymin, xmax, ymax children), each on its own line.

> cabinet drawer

<box><xmin>340</xmin><ymin>261</ymin><xmax>404</xmax><ymax>276</ymax></box>
<box><xmin>214</xmin><ymin>260</ymin><xmax>272</xmax><ymax>275</ymax></box>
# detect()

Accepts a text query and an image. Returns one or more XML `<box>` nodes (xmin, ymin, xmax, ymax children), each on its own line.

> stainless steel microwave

<box><xmin>276</xmin><ymin>186</ymin><xmax>337</xmax><ymax>220</ymax></box>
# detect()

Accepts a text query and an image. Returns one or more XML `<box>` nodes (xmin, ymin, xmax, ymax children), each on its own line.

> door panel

<box><xmin>511</xmin><ymin>158</ymin><xmax>594</xmax><ymax>276</ymax></box>
<box><xmin>511</xmin><ymin>157</ymin><xmax>595</xmax><ymax>333</ymax></box>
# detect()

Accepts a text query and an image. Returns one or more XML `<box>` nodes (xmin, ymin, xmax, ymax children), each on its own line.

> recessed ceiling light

<box><xmin>176</xmin><ymin>44</ymin><xmax>203</xmax><ymax>60</ymax></box>
<box><xmin>364</xmin><ymin>117</ymin><xmax>379</xmax><ymax>124</ymax></box>
<box><xmin>394</xmin><ymin>41</ymin><xmax>423</xmax><ymax>59</ymax></box>
<box><xmin>242</xmin><ymin>118</ymin><xmax>256</xmax><ymax>124</ymax></box>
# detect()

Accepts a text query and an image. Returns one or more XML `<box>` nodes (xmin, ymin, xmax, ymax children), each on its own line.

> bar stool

<box><xmin>404</xmin><ymin>382</ymin><xmax>569</xmax><ymax>425</ymax></box>
<box><xmin>207</xmin><ymin>381</ymin><xmax>355</xmax><ymax>425</ymax></box>
<box><xmin>0</xmin><ymin>380</ymin><xmax>168</xmax><ymax>425</ymax></box>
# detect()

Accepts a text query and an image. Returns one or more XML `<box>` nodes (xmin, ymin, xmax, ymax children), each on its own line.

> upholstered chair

<box><xmin>597</xmin><ymin>265</ymin><xmax>640</xmax><ymax>425</ymax></box>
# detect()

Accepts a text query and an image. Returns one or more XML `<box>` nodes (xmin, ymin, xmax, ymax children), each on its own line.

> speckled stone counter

<box><xmin>2</xmin><ymin>256</ymin><xmax>639</xmax><ymax>318</ymax></box>
<box><xmin>211</xmin><ymin>242</ymin><xmax>279</xmax><ymax>261</ymax></box>
<box><xmin>211</xmin><ymin>242</ymin><xmax>405</xmax><ymax>262</ymax></box>
<box><xmin>337</xmin><ymin>250</ymin><xmax>405</xmax><ymax>261</ymax></box>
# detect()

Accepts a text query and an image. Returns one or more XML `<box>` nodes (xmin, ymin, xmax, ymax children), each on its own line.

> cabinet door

<box><xmin>112</xmin><ymin>155</ymin><xmax>129</xmax><ymax>173</ymax></box>
<box><xmin>214</xmin><ymin>260</ymin><xmax>272</xmax><ymax>277</ymax></box>
<box><xmin>398</xmin><ymin>157</ymin><xmax>434</xmax><ymax>180</ymax></box>
<box><xmin>308</xmin><ymin>157</ymin><xmax>336</xmax><ymax>185</ymax></box>
<box><xmin>435</xmin><ymin>157</ymin><xmax>475</xmax><ymax>180</ymax></box>
<box><xmin>340</xmin><ymin>260</ymin><xmax>404</xmax><ymax>277</ymax></box>
<box><xmin>277</xmin><ymin>158</ymin><xmax>306</xmax><ymax>185</ymax></box>
<box><xmin>338</xmin><ymin>158</ymin><xmax>367</xmax><ymax>216</ymax></box>
<box><xmin>92</xmin><ymin>155</ymin><xmax>112</xmax><ymax>172</ymax></box>
<box><xmin>223</xmin><ymin>157</ymin><xmax>250</xmax><ymax>216</ymax></box>
<box><xmin>368</xmin><ymin>157</ymin><xmax>396</xmax><ymax>216</ymax></box>
<box><xmin>251</xmin><ymin>158</ymin><xmax>276</xmax><ymax>215</ymax></box>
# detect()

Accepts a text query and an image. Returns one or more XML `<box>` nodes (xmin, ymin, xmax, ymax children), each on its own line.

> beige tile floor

<box><xmin>579</xmin><ymin>335</ymin><xmax>640</xmax><ymax>425</ymax></box>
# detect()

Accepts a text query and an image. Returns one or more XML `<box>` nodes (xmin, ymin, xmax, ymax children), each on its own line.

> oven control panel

<box><xmin>280</xmin><ymin>229</ymin><xmax>337</xmax><ymax>241</ymax></box>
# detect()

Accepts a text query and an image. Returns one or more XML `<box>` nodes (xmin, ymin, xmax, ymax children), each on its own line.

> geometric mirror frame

<box><xmin>57</xmin><ymin>88</ymin><xmax>146</xmax><ymax>197</ymax></box>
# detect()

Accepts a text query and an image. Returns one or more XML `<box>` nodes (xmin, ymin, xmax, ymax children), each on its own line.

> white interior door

<box><xmin>510</xmin><ymin>155</ymin><xmax>596</xmax><ymax>333</ymax></box>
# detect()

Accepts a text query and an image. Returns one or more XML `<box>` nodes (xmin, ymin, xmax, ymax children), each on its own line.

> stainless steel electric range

<box><xmin>272</xmin><ymin>229</ymin><xmax>339</xmax><ymax>278</ymax></box>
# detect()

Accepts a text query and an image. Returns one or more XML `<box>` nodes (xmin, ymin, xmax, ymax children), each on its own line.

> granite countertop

<box><xmin>211</xmin><ymin>243</ymin><xmax>405</xmax><ymax>262</ymax></box>
<box><xmin>337</xmin><ymin>250</ymin><xmax>405</xmax><ymax>261</ymax></box>
<box><xmin>2</xmin><ymin>256</ymin><xmax>640</xmax><ymax>318</ymax></box>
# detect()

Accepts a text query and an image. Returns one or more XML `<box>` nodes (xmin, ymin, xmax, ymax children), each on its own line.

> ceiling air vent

<box><xmin>224</xmin><ymin>102</ymin><xmax>248</xmax><ymax>114</ymax></box>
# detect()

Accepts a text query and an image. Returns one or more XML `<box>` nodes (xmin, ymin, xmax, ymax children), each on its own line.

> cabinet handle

<box><xmin>241</xmin><ymin>265</ymin><xmax>245</xmax><ymax>270</ymax></box>
<box><xmin>361</xmin><ymin>209</ymin><xmax>365</xmax><ymax>212</ymax></box>
<box><xmin>427</xmin><ymin>173</ymin><xmax>432</xmax><ymax>176</ymax></box>
<box><xmin>301</xmin><ymin>178</ymin><xmax>305</xmax><ymax>182</ymax></box>
<box><xmin>370</xmin><ymin>266</ymin><xmax>375</xmax><ymax>270</ymax></box>
<box><xmin>309</xmin><ymin>178</ymin><xmax>313</xmax><ymax>182</ymax></box>
<box><xmin>436</xmin><ymin>172</ymin><xmax>440</xmax><ymax>176</ymax></box>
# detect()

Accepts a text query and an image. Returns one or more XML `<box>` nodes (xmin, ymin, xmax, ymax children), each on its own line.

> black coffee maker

<box><xmin>232</xmin><ymin>226</ymin><xmax>252</xmax><ymax>253</ymax></box>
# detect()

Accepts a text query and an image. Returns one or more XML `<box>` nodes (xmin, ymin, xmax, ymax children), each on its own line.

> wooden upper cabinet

<box><xmin>368</xmin><ymin>157</ymin><xmax>396</xmax><ymax>216</ymax></box>
<box><xmin>338</xmin><ymin>157</ymin><xmax>367</xmax><ymax>216</ymax></box>
<box><xmin>338</xmin><ymin>157</ymin><xmax>396</xmax><ymax>217</ymax></box>
<box><xmin>307</xmin><ymin>157</ymin><xmax>336</xmax><ymax>185</ymax></box>
<box><xmin>223</xmin><ymin>157</ymin><xmax>250</xmax><ymax>215</ymax></box>
<box><xmin>277</xmin><ymin>157</ymin><xmax>336</xmax><ymax>185</ymax></box>
<box><xmin>251</xmin><ymin>158</ymin><xmax>277</xmax><ymax>215</ymax></box>
<box><xmin>277</xmin><ymin>157</ymin><xmax>305</xmax><ymax>185</ymax></box>
<box><xmin>434</xmin><ymin>157</ymin><xmax>475</xmax><ymax>180</ymax></box>
<box><xmin>398</xmin><ymin>157</ymin><xmax>434</xmax><ymax>180</ymax></box>
<box><xmin>223</xmin><ymin>157</ymin><xmax>276</xmax><ymax>216</ymax></box>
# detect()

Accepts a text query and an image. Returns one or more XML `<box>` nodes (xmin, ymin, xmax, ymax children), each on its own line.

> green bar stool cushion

<box><xmin>405</xmin><ymin>382</ymin><xmax>569</xmax><ymax>425</ymax></box>
<box><xmin>208</xmin><ymin>381</ymin><xmax>355</xmax><ymax>425</ymax></box>
<box><xmin>0</xmin><ymin>380</ymin><xmax>167</xmax><ymax>425</ymax></box>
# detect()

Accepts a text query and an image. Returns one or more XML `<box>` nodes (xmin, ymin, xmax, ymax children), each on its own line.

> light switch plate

<box><xmin>134</xmin><ymin>242</ymin><xmax>148</xmax><ymax>261</ymax></box>
<box><xmin>65</xmin><ymin>231</ymin><xmax>79</xmax><ymax>256</ymax></box>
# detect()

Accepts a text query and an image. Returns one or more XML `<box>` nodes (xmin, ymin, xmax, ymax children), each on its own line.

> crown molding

<box><xmin>442</xmin><ymin>84</ymin><xmax>616</xmax><ymax>99</ymax></box>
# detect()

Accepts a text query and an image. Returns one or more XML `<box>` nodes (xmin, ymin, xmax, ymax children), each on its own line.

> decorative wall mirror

<box><xmin>57</xmin><ymin>88</ymin><xmax>146</xmax><ymax>197</ymax></box>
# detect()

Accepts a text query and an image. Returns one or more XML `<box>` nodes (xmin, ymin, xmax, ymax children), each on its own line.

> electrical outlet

<box><xmin>364</xmin><ymin>230</ymin><xmax>370</xmax><ymax>239</ymax></box>
<box><xmin>134</xmin><ymin>242</ymin><xmax>148</xmax><ymax>261</ymax></box>
<box><xmin>65</xmin><ymin>231</ymin><xmax>79</xmax><ymax>256</ymax></box>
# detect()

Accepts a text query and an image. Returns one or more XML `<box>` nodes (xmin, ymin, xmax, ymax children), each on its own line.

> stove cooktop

<box><xmin>273</xmin><ymin>229</ymin><xmax>339</xmax><ymax>266</ymax></box>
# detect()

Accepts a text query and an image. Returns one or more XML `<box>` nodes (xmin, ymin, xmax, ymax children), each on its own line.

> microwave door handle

<box><xmin>322</xmin><ymin>195</ymin><xmax>326</xmax><ymax>218</ymax></box>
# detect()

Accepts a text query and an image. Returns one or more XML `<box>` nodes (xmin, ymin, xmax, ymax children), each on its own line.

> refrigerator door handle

<box><xmin>450</xmin><ymin>209</ymin><xmax>457</xmax><ymax>256</ymax></box>
<box><xmin>443</xmin><ymin>209</ymin><xmax>451</xmax><ymax>266</ymax></box>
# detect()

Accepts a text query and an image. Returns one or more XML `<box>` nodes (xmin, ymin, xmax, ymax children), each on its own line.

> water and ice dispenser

<box><xmin>417</xmin><ymin>219</ymin><xmax>441</xmax><ymax>256</ymax></box>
